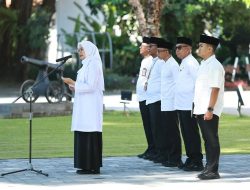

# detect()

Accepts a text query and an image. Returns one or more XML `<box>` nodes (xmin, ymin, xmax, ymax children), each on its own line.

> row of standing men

<box><xmin>136</xmin><ymin>35</ymin><xmax>225</xmax><ymax>180</ymax></box>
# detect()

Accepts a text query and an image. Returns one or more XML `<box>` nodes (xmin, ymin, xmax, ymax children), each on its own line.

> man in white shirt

<box><xmin>136</xmin><ymin>37</ymin><xmax>154</xmax><ymax>159</ymax></box>
<box><xmin>145</xmin><ymin>37</ymin><xmax>163</xmax><ymax>162</ymax></box>
<box><xmin>175</xmin><ymin>37</ymin><xmax>203</xmax><ymax>171</ymax></box>
<box><xmin>157</xmin><ymin>38</ymin><xmax>183</xmax><ymax>168</ymax></box>
<box><xmin>194</xmin><ymin>34</ymin><xmax>225</xmax><ymax>180</ymax></box>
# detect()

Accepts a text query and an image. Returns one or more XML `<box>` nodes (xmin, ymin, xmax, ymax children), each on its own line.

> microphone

<box><xmin>56</xmin><ymin>55</ymin><xmax>72</xmax><ymax>62</ymax></box>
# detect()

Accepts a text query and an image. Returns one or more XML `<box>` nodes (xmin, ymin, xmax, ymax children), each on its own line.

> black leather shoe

<box><xmin>162</xmin><ymin>161</ymin><xmax>184</xmax><ymax>169</ymax></box>
<box><xmin>147</xmin><ymin>153</ymin><xmax>160</xmax><ymax>161</ymax></box>
<box><xmin>137</xmin><ymin>153</ymin><xmax>146</xmax><ymax>158</ymax></box>
<box><xmin>76</xmin><ymin>168</ymin><xmax>100</xmax><ymax>175</ymax></box>
<box><xmin>198</xmin><ymin>171</ymin><xmax>220</xmax><ymax>180</ymax></box>
<box><xmin>183</xmin><ymin>162</ymin><xmax>204</xmax><ymax>171</ymax></box>
<box><xmin>153</xmin><ymin>156</ymin><xmax>167</xmax><ymax>164</ymax></box>
<box><xmin>200</xmin><ymin>165</ymin><xmax>208</xmax><ymax>174</ymax></box>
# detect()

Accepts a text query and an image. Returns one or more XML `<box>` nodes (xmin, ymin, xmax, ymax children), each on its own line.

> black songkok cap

<box><xmin>157</xmin><ymin>38</ymin><xmax>174</xmax><ymax>50</ymax></box>
<box><xmin>176</xmin><ymin>36</ymin><xmax>192</xmax><ymax>46</ymax></box>
<box><xmin>199</xmin><ymin>34</ymin><xmax>220</xmax><ymax>47</ymax></box>
<box><xmin>142</xmin><ymin>36</ymin><xmax>150</xmax><ymax>44</ymax></box>
<box><xmin>150</xmin><ymin>37</ymin><xmax>162</xmax><ymax>46</ymax></box>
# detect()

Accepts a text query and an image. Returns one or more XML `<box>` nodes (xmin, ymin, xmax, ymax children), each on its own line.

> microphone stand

<box><xmin>1</xmin><ymin>58</ymin><xmax>69</xmax><ymax>177</ymax></box>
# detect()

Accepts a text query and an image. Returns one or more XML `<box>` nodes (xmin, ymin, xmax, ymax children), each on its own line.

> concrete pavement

<box><xmin>0</xmin><ymin>155</ymin><xmax>250</xmax><ymax>189</ymax></box>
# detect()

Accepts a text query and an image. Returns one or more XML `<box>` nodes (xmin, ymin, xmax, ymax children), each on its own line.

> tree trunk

<box><xmin>0</xmin><ymin>0</ymin><xmax>6</xmax><ymax>7</ymax></box>
<box><xmin>146</xmin><ymin>0</ymin><xmax>163</xmax><ymax>37</ymax></box>
<box><xmin>129</xmin><ymin>0</ymin><xmax>164</xmax><ymax>37</ymax></box>
<box><xmin>10</xmin><ymin>0</ymin><xmax>33</xmax><ymax>81</ymax></box>
<box><xmin>128</xmin><ymin>0</ymin><xmax>147</xmax><ymax>36</ymax></box>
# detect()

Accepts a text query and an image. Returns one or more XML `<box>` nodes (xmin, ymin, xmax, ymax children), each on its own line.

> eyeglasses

<box><xmin>175</xmin><ymin>45</ymin><xmax>188</xmax><ymax>50</ymax></box>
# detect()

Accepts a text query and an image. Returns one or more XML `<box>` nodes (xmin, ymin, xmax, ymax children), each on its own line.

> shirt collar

<box><xmin>182</xmin><ymin>53</ymin><xmax>192</xmax><ymax>62</ymax></box>
<box><xmin>165</xmin><ymin>56</ymin><xmax>173</xmax><ymax>63</ymax></box>
<box><xmin>201</xmin><ymin>54</ymin><xmax>215</xmax><ymax>65</ymax></box>
<box><xmin>153</xmin><ymin>57</ymin><xmax>158</xmax><ymax>61</ymax></box>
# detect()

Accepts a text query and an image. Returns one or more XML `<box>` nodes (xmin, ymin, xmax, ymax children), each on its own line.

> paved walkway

<box><xmin>0</xmin><ymin>155</ymin><xmax>250</xmax><ymax>189</ymax></box>
<box><xmin>1</xmin><ymin>82</ymin><xmax>250</xmax><ymax>115</ymax></box>
<box><xmin>1</xmin><ymin>89</ymin><xmax>250</xmax><ymax>116</ymax></box>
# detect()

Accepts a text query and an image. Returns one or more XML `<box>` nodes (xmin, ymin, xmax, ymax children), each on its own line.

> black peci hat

<box><xmin>157</xmin><ymin>38</ymin><xmax>174</xmax><ymax>50</ymax></box>
<box><xmin>150</xmin><ymin>37</ymin><xmax>162</xmax><ymax>46</ymax></box>
<box><xmin>142</xmin><ymin>36</ymin><xmax>150</xmax><ymax>44</ymax></box>
<box><xmin>199</xmin><ymin>34</ymin><xmax>220</xmax><ymax>47</ymax></box>
<box><xmin>176</xmin><ymin>36</ymin><xmax>192</xmax><ymax>46</ymax></box>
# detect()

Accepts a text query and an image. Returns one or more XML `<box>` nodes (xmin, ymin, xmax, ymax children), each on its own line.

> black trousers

<box><xmin>197</xmin><ymin>114</ymin><xmax>220</xmax><ymax>172</ymax></box>
<box><xmin>74</xmin><ymin>131</ymin><xmax>102</xmax><ymax>170</ymax></box>
<box><xmin>161</xmin><ymin>111</ymin><xmax>182</xmax><ymax>162</ymax></box>
<box><xmin>147</xmin><ymin>101</ymin><xmax>162</xmax><ymax>154</ymax></box>
<box><xmin>177</xmin><ymin>110</ymin><xmax>203</xmax><ymax>163</ymax></box>
<box><xmin>139</xmin><ymin>100</ymin><xmax>155</xmax><ymax>154</ymax></box>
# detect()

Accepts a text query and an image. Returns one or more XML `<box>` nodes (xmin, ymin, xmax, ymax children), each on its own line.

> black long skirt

<box><xmin>74</xmin><ymin>131</ymin><xmax>102</xmax><ymax>170</ymax></box>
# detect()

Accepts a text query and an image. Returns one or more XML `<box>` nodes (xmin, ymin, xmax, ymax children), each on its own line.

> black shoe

<box><xmin>137</xmin><ymin>152</ymin><xmax>146</xmax><ymax>158</ymax></box>
<box><xmin>198</xmin><ymin>171</ymin><xmax>220</xmax><ymax>180</ymax></box>
<box><xmin>162</xmin><ymin>161</ymin><xmax>184</xmax><ymax>169</ymax></box>
<box><xmin>76</xmin><ymin>168</ymin><xmax>100</xmax><ymax>175</ymax></box>
<box><xmin>141</xmin><ymin>153</ymin><xmax>150</xmax><ymax>160</ymax></box>
<box><xmin>153</xmin><ymin>156</ymin><xmax>167</xmax><ymax>164</ymax></box>
<box><xmin>147</xmin><ymin>153</ymin><xmax>160</xmax><ymax>161</ymax></box>
<box><xmin>200</xmin><ymin>165</ymin><xmax>208</xmax><ymax>174</ymax></box>
<box><xmin>183</xmin><ymin>162</ymin><xmax>204</xmax><ymax>171</ymax></box>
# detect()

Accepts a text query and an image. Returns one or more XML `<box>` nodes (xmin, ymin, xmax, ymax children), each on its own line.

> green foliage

<box><xmin>104</xmin><ymin>69</ymin><xmax>134</xmax><ymax>90</ymax></box>
<box><xmin>161</xmin><ymin>0</ymin><xmax>250</xmax><ymax>64</ymax></box>
<box><xmin>62</xmin><ymin>1</ymin><xmax>141</xmax><ymax>78</ymax></box>
<box><xmin>0</xmin><ymin>7</ymin><xmax>50</xmax><ymax>55</ymax></box>
<box><xmin>0</xmin><ymin>6</ymin><xmax>51</xmax><ymax>81</ymax></box>
<box><xmin>0</xmin><ymin>7</ymin><xmax>19</xmax><ymax>66</ymax></box>
<box><xmin>87</xmin><ymin>1</ymin><xmax>141</xmax><ymax>76</ymax></box>
<box><xmin>24</xmin><ymin>8</ymin><xmax>50</xmax><ymax>51</ymax></box>
<box><xmin>112</xmin><ymin>38</ymin><xmax>141</xmax><ymax>76</ymax></box>
<box><xmin>0</xmin><ymin>7</ymin><xmax>19</xmax><ymax>45</ymax></box>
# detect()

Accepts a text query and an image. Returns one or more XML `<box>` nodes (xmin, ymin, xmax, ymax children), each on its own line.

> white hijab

<box><xmin>77</xmin><ymin>40</ymin><xmax>105</xmax><ymax>91</ymax></box>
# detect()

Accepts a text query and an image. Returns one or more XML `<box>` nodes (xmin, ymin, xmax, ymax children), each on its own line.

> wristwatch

<box><xmin>207</xmin><ymin>107</ymin><xmax>214</xmax><ymax>112</ymax></box>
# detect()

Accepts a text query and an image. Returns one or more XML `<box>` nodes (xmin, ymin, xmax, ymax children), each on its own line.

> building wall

<box><xmin>48</xmin><ymin>0</ymin><xmax>104</xmax><ymax>62</ymax></box>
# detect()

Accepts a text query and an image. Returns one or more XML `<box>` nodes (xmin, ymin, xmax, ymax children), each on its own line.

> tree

<box><xmin>10</xmin><ymin>0</ymin><xmax>33</xmax><ymax>80</ymax></box>
<box><xmin>0</xmin><ymin>0</ymin><xmax>55</xmax><ymax>81</ymax></box>
<box><xmin>128</xmin><ymin>0</ymin><xmax>164</xmax><ymax>37</ymax></box>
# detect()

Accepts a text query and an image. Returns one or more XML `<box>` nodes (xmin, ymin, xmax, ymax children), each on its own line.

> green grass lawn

<box><xmin>0</xmin><ymin>111</ymin><xmax>249</xmax><ymax>159</ymax></box>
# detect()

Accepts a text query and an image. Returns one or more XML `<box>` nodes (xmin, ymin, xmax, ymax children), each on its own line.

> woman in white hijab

<box><xmin>62</xmin><ymin>40</ymin><xmax>104</xmax><ymax>174</ymax></box>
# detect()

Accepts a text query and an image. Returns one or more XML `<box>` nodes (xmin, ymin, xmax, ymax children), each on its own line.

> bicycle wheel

<box><xmin>20</xmin><ymin>80</ymin><xmax>39</xmax><ymax>103</ymax></box>
<box><xmin>45</xmin><ymin>81</ymin><xmax>63</xmax><ymax>103</ymax></box>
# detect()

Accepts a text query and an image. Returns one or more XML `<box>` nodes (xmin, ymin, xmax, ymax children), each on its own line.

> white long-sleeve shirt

<box><xmin>174</xmin><ymin>54</ymin><xmax>199</xmax><ymax>110</ymax></box>
<box><xmin>146</xmin><ymin>57</ymin><xmax>162</xmax><ymax>105</ymax></box>
<box><xmin>72</xmin><ymin>60</ymin><xmax>103</xmax><ymax>132</ymax></box>
<box><xmin>136</xmin><ymin>55</ymin><xmax>153</xmax><ymax>102</ymax></box>
<box><xmin>161</xmin><ymin>56</ymin><xmax>179</xmax><ymax>111</ymax></box>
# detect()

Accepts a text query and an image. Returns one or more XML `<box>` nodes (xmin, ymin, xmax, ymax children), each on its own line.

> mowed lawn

<box><xmin>0</xmin><ymin>111</ymin><xmax>249</xmax><ymax>159</ymax></box>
